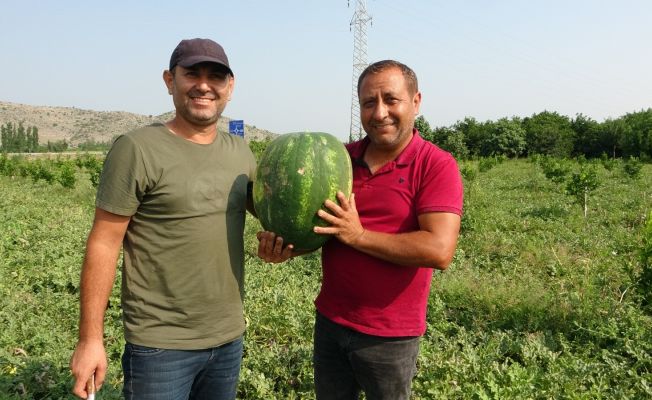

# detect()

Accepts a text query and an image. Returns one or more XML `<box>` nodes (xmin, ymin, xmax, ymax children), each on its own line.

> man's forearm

<box><xmin>351</xmin><ymin>229</ymin><xmax>455</xmax><ymax>269</ymax></box>
<box><xmin>77</xmin><ymin>208</ymin><xmax>130</xmax><ymax>341</ymax></box>
<box><xmin>77</xmin><ymin>242</ymin><xmax>119</xmax><ymax>341</ymax></box>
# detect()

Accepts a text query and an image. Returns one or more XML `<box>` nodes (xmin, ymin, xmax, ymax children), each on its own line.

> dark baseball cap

<box><xmin>169</xmin><ymin>38</ymin><xmax>233</xmax><ymax>75</ymax></box>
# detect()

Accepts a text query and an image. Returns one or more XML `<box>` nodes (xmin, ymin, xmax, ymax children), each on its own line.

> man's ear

<box><xmin>226</xmin><ymin>76</ymin><xmax>235</xmax><ymax>101</ymax></box>
<box><xmin>413</xmin><ymin>91</ymin><xmax>422</xmax><ymax>115</ymax></box>
<box><xmin>163</xmin><ymin>70</ymin><xmax>174</xmax><ymax>94</ymax></box>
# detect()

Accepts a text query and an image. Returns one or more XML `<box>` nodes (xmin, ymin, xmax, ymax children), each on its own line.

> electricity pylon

<box><xmin>348</xmin><ymin>0</ymin><xmax>372</xmax><ymax>143</ymax></box>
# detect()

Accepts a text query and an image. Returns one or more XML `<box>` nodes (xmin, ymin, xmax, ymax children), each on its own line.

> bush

<box><xmin>539</xmin><ymin>156</ymin><xmax>571</xmax><ymax>183</ymax></box>
<box><xmin>460</xmin><ymin>163</ymin><xmax>478</xmax><ymax>182</ymax></box>
<box><xmin>565</xmin><ymin>164</ymin><xmax>600</xmax><ymax>217</ymax></box>
<box><xmin>57</xmin><ymin>162</ymin><xmax>76</xmax><ymax>188</ymax></box>
<box><xmin>622</xmin><ymin>156</ymin><xmax>643</xmax><ymax>179</ymax></box>
<box><xmin>600</xmin><ymin>153</ymin><xmax>618</xmax><ymax>171</ymax></box>
<box><xmin>639</xmin><ymin>212</ymin><xmax>652</xmax><ymax>312</ymax></box>
<box><xmin>478</xmin><ymin>157</ymin><xmax>499</xmax><ymax>172</ymax></box>
<box><xmin>31</xmin><ymin>161</ymin><xmax>55</xmax><ymax>184</ymax></box>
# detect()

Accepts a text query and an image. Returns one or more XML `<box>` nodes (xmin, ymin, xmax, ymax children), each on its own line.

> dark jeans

<box><xmin>121</xmin><ymin>336</ymin><xmax>243</xmax><ymax>400</ymax></box>
<box><xmin>313</xmin><ymin>312</ymin><xmax>420</xmax><ymax>400</ymax></box>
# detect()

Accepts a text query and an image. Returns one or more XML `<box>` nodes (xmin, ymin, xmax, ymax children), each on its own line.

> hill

<box><xmin>0</xmin><ymin>101</ymin><xmax>277</xmax><ymax>145</ymax></box>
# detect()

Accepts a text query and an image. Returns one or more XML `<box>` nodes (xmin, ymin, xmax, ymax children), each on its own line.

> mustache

<box><xmin>188</xmin><ymin>89</ymin><xmax>216</xmax><ymax>99</ymax></box>
<box><xmin>370</xmin><ymin>119</ymin><xmax>396</xmax><ymax>127</ymax></box>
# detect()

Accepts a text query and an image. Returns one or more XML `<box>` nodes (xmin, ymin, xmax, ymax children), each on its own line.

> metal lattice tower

<box><xmin>348</xmin><ymin>0</ymin><xmax>372</xmax><ymax>143</ymax></box>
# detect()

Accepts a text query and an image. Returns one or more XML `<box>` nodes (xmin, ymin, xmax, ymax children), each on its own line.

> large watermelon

<box><xmin>253</xmin><ymin>132</ymin><xmax>353</xmax><ymax>251</ymax></box>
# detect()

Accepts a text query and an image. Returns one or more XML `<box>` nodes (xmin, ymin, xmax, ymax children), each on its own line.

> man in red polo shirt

<box><xmin>258</xmin><ymin>60</ymin><xmax>463</xmax><ymax>399</ymax></box>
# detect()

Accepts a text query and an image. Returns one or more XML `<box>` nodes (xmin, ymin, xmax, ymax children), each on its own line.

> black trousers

<box><xmin>313</xmin><ymin>312</ymin><xmax>420</xmax><ymax>400</ymax></box>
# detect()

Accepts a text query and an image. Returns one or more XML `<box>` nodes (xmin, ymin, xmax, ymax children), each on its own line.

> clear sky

<box><xmin>1</xmin><ymin>0</ymin><xmax>650</xmax><ymax>142</ymax></box>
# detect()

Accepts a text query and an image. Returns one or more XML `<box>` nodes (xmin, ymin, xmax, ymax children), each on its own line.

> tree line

<box><xmin>0</xmin><ymin>121</ymin><xmax>118</xmax><ymax>153</ymax></box>
<box><xmin>416</xmin><ymin>108</ymin><xmax>652</xmax><ymax>161</ymax></box>
<box><xmin>1</xmin><ymin>122</ymin><xmax>39</xmax><ymax>152</ymax></box>
<box><xmin>3</xmin><ymin>108</ymin><xmax>651</xmax><ymax>159</ymax></box>
<box><xmin>0</xmin><ymin>121</ymin><xmax>77</xmax><ymax>152</ymax></box>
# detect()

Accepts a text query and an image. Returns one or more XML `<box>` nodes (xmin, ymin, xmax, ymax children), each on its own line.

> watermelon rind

<box><xmin>253</xmin><ymin>132</ymin><xmax>353</xmax><ymax>251</ymax></box>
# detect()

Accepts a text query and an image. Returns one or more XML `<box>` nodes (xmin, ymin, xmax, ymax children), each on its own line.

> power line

<box><xmin>348</xmin><ymin>0</ymin><xmax>372</xmax><ymax>143</ymax></box>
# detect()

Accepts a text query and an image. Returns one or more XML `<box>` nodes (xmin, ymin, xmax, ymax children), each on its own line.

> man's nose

<box><xmin>372</xmin><ymin>102</ymin><xmax>389</xmax><ymax>120</ymax></box>
<box><xmin>195</xmin><ymin>78</ymin><xmax>211</xmax><ymax>92</ymax></box>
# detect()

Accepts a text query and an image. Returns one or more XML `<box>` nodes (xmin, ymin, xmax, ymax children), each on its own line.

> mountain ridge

<box><xmin>0</xmin><ymin>101</ymin><xmax>276</xmax><ymax>145</ymax></box>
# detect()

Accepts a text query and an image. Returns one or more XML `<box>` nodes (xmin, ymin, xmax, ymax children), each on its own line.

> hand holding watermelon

<box><xmin>314</xmin><ymin>191</ymin><xmax>366</xmax><ymax>246</ymax></box>
<box><xmin>256</xmin><ymin>231</ymin><xmax>294</xmax><ymax>263</ymax></box>
<box><xmin>256</xmin><ymin>190</ymin><xmax>364</xmax><ymax>263</ymax></box>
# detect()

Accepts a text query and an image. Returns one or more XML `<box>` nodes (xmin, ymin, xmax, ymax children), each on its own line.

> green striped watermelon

<box><xmin>253</xmin><ymin>132</ymin><xmax>353</xmax><ymax>251</ymax></box>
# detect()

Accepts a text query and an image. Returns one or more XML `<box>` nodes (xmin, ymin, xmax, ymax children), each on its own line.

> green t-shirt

<box><xmin>96</xmin><ymin>123</ymin><xmax>256</xmax><ymax>349</ymax></box>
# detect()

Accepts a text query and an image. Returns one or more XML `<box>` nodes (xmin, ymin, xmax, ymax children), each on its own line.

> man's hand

<box><xmin>314</xmin><ymin>191</ymin><xmax>461</xmax><ymax>269</ymax></box>
<box><xmin>257</xmin><ymin>231</ymin><xmax>294</xmax><ymax>263</ymax></box>
<box><xmin>70</xmin><ymin>339</ymin><xmax>107</xmax><ymax>399</ymax></box>
<box><xmin>314</xmin><ymin>192</ymin><xmax>366</xmax><ymax>246</ymax></box>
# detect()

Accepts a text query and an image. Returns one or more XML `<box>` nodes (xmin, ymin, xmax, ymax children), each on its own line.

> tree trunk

<box><xmin>584</xmin><ymin>190</ymin><xmax>588</xmax><ymax>218</ymax></box>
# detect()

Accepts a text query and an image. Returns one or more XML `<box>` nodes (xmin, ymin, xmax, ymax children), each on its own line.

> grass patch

<box><xmin>1</xmin><ymin>158</ymin><xmax>651</xmax><ymax>399</ymax></box>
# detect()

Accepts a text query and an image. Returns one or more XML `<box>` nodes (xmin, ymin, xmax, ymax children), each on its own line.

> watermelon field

<box><xmin>1</xmin><ymin>154</ymin><xmax>651</xmax><ymax>399</ymax></box>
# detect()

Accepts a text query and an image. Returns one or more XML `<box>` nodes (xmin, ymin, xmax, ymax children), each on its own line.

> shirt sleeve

<box><xmin>246</xmin><ymin>145</ymin><xmax>257</xmax><ymax>181</ymax></box>
<box><xmin>95</xmin><ymin>134</ymin><xmax>147</xmax><ymax>216</ymax></box>
<box><xmin>415</xmin><ymin>150</ymin><xmax>464</xmax><ymax>216</ymax></box>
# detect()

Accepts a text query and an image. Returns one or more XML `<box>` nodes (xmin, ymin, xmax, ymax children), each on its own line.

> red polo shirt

<box><xmin>315</xmin><ymin>130</ymin><xmax>463</xmax><ymax>337</ymax></box>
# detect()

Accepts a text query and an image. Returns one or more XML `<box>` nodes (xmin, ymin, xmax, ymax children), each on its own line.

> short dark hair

<box><xmin>357</xmin><ymin>60</ymin><xmax>418</xmax><ymax>96</ymax></box>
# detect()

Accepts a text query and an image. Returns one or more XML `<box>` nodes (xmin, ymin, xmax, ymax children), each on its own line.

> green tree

<box><xmin>620</xmin><ymin>108</ymin><xmax>652</xmax><ymax>158</ymax></box>
<box><xmin>0</xmin><ymin>122</ymin><xmax>40</xmax><ymax>152</ymax></box>
<box><xmin>523</xmin><ymin>111</ymin><xmax>575</xmax><ymax>157</ymax></box>
<box><xmin>430</xmin><ymin>126</ymin><xmax>455</xmax><ymax>146</ymax></box>
<box><xmin>600</xmin><ymin>118</ymin><xmax>629</xmax><ymax>158</ymax></box>
<box><xmin>566</xmin><ymin>164</ymin><xmax>600</xmax><ymax>218</ymax></box>
<box><xmin>428</xmin><ymin>125</ymin><xmax>469</xmax><ymax>160</ymax></box>
<box><xmin>453</xmin><ymin>116</ymin><xmax>484</xmax><ymax>157</ymax></box>
<box><xmin>28</xmin><ymin>126</ymin><xmax>39</xmax><ymax>152</ymax></box>
<box><xmin>1</xmin><ymin>122</ymin><xmax>15</xmax><ymax>151</ymax></box>
<box><xmin>572</xmin><ymin>113</ymin><xmax>602</xmax><ymax>157</ymax></box>
<box><xmin>0</xmin><ymin>126</ymin><xmax>6</xmax><ymax>152</ymax></box>
<box><xmin>414</xmin><ymin>115</ymin><xmax>434</xmax><ymax>142</ymax></box>
<box><xmin>16</xmin><ymin>122</ymin><xmax>27</xmax><ymax>152</ymax></box>
<box><xmin>480</xmin><ymin>117</ymin><xmax>526</xmax><ymax>157</ymax></box>
<box><xmin>441</xmin><ymin>131</ymin><xmax>470</xmax><ymax>160</ymax></box>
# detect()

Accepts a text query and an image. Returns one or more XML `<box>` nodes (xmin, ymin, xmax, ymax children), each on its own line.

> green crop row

<box><xmin>1</xmin><ymin>159</ymin><xmax>651</xmax><ymax>399</ymax></box>
<box><xmin>0</xmin><ymin>153</ymin><xmax>104</xmax><ymax>190</ymax></box>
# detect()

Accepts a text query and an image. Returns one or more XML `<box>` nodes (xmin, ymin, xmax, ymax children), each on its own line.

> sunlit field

<box><xmin>1</xmin><ymin>155</ymin><xmax>651</xmax><ymax>399</ymax></box>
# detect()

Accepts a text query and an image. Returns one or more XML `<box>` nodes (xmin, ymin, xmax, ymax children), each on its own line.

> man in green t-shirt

<box><xmin>70</xmin><ymin>38</ymin><xmax>257</xmax><ymax>400</ymax></box>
